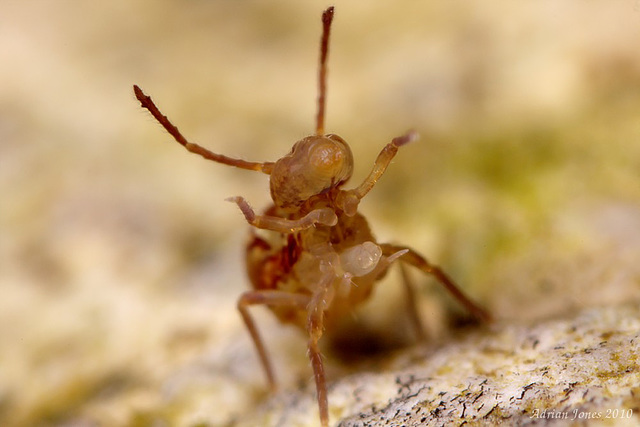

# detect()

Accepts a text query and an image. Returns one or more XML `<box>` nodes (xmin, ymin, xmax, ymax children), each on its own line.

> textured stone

<box><xmin>232</xmin><ymin>303</ymin><xmax>640</xmax><ymax>426</ymax></box>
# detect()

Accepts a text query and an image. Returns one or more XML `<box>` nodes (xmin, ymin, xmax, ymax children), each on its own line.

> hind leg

<box><xmin>398</xmin><ymin>262</ymin><xmax>428</xmax><ymax>342</ymax></box>
<box><xmin>381</xmin><ymin>244</ymin><xmax>492</xmax><ymax>323</ymax></box>
<box><xmin>237</xmin><ymin>290</ymin><xmax>311</xmax><ymax>390</ymax></box>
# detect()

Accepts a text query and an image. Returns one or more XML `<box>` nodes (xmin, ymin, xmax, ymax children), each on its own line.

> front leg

<box><xmin>227</xmin><ymin>196</ymin><xmax>337</xmax><ymax>233</ymax></box>
<box><xmin>240</xmin><ymin>257</ymin><xmax>337</xmax><ymax>427</ymax></box>
<box><xmin>335</xmin><ymin>131</ymin><xmax>418</xmax><ymax>216</ymax></box>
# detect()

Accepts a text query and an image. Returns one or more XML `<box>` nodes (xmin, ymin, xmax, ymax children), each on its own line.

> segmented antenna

<box><xmin>316</xmin><ymin>7</ymin><xmax>334</xmax><ymax>136</ymax></box>
<box><xmin>133</xmin><ymin>85</ymin><xmax>274</xmax><ymax>174</ymax></box>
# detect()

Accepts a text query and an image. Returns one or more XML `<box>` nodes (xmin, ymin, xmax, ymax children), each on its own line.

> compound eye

<box><xmin>309</xmin><ymin>139</ymin><xmax>348</xmax><ymax>182</ymax></box>
<box><xmin>269</xmin><ymin>134</ymin><xmax>354</xmax><ymax>209</ymax></box>
<box><xmin>311</xmin><ymin>134</ymin><xmax>353</xmax><ymax>185</ymax></box>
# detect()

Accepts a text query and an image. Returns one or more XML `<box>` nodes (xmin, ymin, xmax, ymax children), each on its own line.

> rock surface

<box><xmin>231</xmin><ymin>303</ymin><xmax>640</xmax><ymax>426</ymax></box>
<box><xmin>1</xmin><ymin>2</ymin><xmax>640</xmax><ymax>426</ymax></box>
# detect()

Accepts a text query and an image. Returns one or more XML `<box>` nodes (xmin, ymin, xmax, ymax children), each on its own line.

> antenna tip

<box><xmin>322</xmin><ymin>7</ymin><xmax>334</xmax><ymax>24</ymax></box>
<box><xmin>392</xmin><ymin>130</ymin><xmax>420</xmax><ymax>147</ymax></box>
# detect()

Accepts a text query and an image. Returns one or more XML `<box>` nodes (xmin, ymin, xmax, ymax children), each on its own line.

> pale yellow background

<box><xmin>1</xmin><ymin>1</ymin><xmax>639</xmax><ymax>425</ymax></box>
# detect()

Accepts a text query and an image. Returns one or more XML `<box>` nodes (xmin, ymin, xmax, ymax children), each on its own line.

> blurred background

<box><xmin>1</xmin><ymin>1</ymin><xmax>639</xmax><ymax>425</ymax></box>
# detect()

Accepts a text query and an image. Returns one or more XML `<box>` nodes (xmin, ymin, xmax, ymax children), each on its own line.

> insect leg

<box><xmin>381</xmin><ymin>244</ymin><xmax>492</xmax><ymax>323</ymax></box>
<box><xmin>335</xmin><ymin>131</ymin><xmax>418</xmax><ymax>216</ymax></box>
<box><xmin>306</xmin><ymin>268</ymin><xmax>335</xmax><ymax>427</ymax></box>
<box><xmin>399</xmin><ymin>262</ymin><xmax>428</xmax><ymax>342</ymax></box>
<box><xmin>227</xmin><ymin>196</ymin><xmax>337</xmax><ymax>233</ymax></box>
<box><xmin>354</xmin><ymin>246</ymin><xmax>426</xmax><ymax>340</ymax></box>
<box><xmin>237</xmin><ymin>290</ymin><xmax>311</xmax><ymax>390</ymax></box>
<box><xmin>133</xmin><ymin>85</ymin><xmax>274</xmax><ymax>174</ymax></box>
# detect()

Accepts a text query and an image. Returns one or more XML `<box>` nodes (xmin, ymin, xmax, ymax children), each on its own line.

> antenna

<box><xmin>316</xmin><ymin>6</ymin><xmax>334</xmax><ymax>136</ymax></box>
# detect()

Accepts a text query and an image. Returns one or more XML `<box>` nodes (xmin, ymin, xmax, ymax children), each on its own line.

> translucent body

<box><xmin>245</xmin><ymin>198</ymin><xmax>400</xmax><ymax>332</ymax></box>
<box><xmin>133</xmin><ymin>7</ymin><xmax>490</xmax><ymax>427</ymax></box>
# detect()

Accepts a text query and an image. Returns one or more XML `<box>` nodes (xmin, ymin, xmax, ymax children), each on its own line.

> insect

<box><xmin>134</xmin><ymin>7</ymin><xmax>490</xmax><ymax>427</ymax></box>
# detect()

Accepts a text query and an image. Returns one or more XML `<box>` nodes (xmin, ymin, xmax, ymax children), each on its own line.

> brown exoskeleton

<box><xmin>134</xmin><ymin>7</ymin><xmax>490</xmax><ymax>426</ymax></box>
